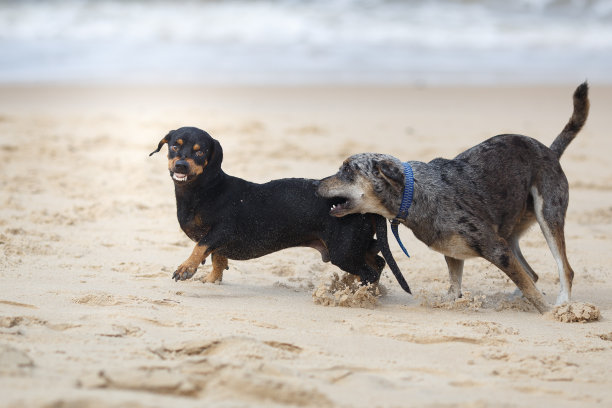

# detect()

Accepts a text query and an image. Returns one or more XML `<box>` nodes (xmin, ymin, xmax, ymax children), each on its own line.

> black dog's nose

<box><xmin>174</xmin><ymin>160</ymin><xmax>189</xmax><ymax>174</ymax></box>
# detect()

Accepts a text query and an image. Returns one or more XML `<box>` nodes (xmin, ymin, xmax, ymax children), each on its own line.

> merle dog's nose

<box><xmin>174</xmin><ymin>160</ymin><xmax>189</xmax><ymax>174</ymax></box>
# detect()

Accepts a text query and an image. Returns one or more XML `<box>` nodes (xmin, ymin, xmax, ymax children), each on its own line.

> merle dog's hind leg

<box><xmin>531</xmin><ymin>186</ymin><xmax>574</xmax><ymax>305</ymax></box>
<box><xmin>508</xmin><ymin>236</ymin><xmax>543</xmax><ymax>300</ymax></box>
<box><xmin>510</xmin><ymin>236</ymin><xmax>539</xmax><ymax>283</ymax></box>
<box><xmin>444</xmin><ymin>256</ymin><xmax>464</xmax><ymax>300</ymax></box>
<box><xmin>480</xmin><ymin>234</ymin><xmax>549</xmax><ymax>313</ymax></box>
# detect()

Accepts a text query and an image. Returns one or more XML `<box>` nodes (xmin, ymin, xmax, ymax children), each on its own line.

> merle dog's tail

<box><xmin>375</xmin><ymin>215</ymin><xmax>411</xmax><ymax>294</ymax></box>
<box><xmin>550</xmin><ymin>81</ymin><xmax>589</xmax><ymax>158</ymax></box>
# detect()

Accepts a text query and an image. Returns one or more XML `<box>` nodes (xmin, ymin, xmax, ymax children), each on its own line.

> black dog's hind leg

<box><xmin>201</xmin><ymin>253</ymin><xmax>228</xmax><ymax>284</ymax></box>
<box><xmin>365</xmin><ymin>239</ymin><xmax>385</xmax><ymax>276</ymax></box>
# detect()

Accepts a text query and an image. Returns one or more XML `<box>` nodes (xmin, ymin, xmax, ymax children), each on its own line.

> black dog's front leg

<box><xmin>173</xmin><ymin>241</ymin><xmax>213</xmax><ymax>281</ymax></box>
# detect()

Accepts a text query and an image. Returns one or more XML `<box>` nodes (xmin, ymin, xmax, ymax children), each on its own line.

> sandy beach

<box><xmin>1</xmin><ymin>84</ymin><xmax>612</xmax><ymax>407</ymax></box>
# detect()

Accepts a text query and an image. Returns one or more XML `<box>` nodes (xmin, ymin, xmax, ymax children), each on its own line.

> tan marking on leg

<box><xmin>531</xmin><ymin>187</ymin><xmax>573</xmax><ymax>305</ymax></box>
<box><xmin>549</xmin><ymin>226</ymin><xmax>574</xmax><ymax>304</ymax></box>
<box><xmin>175</xmin><ymin>244</ymin><xmax>211</xmax><ymax>280</ymax></box>
<box><xmin>430</xmin><ymin>234</ymin><xmax>478</xmax><ymax>260</ymax></box>
<box><xmin>202</xmin><ymin>254</ymin><xmax>228</xmax><ymax>284</ymax></box>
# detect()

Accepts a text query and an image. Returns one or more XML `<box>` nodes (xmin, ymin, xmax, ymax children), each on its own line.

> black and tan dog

<box><xmin>317</xmin><ymin>83</ymin><xmax>589</xmax><ymax>313</ymax></box>
<box><xmin>150</xmin><ymin>127</ymin><xmax>411</xmax><ymax>292</ymax></box>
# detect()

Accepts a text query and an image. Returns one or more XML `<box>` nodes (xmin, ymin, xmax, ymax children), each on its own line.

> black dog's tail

<box><xmin>375</xmin><ymin>215</ymin><xmax>411</xmax><ymax>294</ymax></box>
<box><xmin>550</xmin><ymin>81</ymin><xmax>589</xmax><ymax>159</ymax></box>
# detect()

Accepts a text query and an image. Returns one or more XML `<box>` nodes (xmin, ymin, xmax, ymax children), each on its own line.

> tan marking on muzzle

<box><xmin>168</xmin><ymin>156</ymin><xmax>179</xmax><ymax>171</ymax></box>
<box><xmin>319</xmin><ymin>175</ymin><xmax>345</xmax><ymax>192</ymax></box>
<box><xmin>185</xmin><ymin>158</ymin><xmax>204</xmax><ymax>176</ymax></box>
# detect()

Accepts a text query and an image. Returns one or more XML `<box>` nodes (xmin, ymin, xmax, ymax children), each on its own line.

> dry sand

<box><xmin>1</xmin><ymin>84</ymin><xmax>612</xmax><ymax>407</ymax></box>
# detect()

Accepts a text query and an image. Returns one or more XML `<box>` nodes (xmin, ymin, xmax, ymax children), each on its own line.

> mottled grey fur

<box><xmin>318</xmin><ymin>82</ymin><xmax>589</xmax><ymax>313</ymax></box>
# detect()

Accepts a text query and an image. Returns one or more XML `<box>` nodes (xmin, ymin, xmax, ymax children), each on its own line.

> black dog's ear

<box><xmin>149</xmin><ymin>131</ymin><xmax>174</xmax><ymax>156</ymax></box>
<box><xmin>376</xmin><ymin>160</ymin><xmax>404</xmax><ymax>190</ymax></box>
<box><xmin>207</xmin><ymin>137</ymin><xmax>224</xmax><ymax>169</ymax></box>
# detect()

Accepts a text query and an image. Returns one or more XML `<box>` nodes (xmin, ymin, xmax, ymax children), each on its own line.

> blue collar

<box><xmin>390</xmin><ymin>162</ymin><xmax>414</xmax><ymax>257</ymax></box>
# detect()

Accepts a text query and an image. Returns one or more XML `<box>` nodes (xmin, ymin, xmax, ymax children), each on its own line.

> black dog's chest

<box><xmin>180</xmin><ymin>214</ymin><xmax>209</xmax><ymax>242</ymax></box>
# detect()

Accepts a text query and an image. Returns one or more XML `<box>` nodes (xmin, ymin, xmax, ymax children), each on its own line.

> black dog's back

<box><xmin>208</xmin><ymin>176</ymin><xmax>371</xmax><ymax>261</ymax></box>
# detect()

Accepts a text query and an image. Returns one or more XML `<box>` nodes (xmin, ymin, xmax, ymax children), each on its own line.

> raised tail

<box><xmin>375</xmin><ymin>215</ymin><xmax>411</xmax><ymax>294</ymax></box>
<box><xmin>550</xmin><ymin>82</ymin><xmax>590</xmax><ymax>158</ymax></box>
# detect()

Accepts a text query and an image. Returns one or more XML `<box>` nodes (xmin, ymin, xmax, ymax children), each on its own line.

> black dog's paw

<box><xmin>172</xmin><ymin>265</ymin><xmax>197</xmax><ymax>281</ymax></box>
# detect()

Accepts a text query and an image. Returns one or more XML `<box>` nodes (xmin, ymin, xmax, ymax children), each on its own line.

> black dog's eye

<box><xmin>195</xmin><ymin>151</ymin><xmax>204</xmax><ymax>157</ymax></box>
<box><xmin>171</xmin><ymin>145</ymin><xmax>179</xmax><ymax>152</ymax></box>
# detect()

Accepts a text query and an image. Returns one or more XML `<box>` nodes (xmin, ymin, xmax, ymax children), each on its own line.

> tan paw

<box><xmin>201</xmin><ymin>270</ymin><xmax>223</xmax><ymax>284</ymax></box>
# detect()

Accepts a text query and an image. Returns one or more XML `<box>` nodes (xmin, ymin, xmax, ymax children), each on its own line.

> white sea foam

<box><xmin>0</xmin><ymin>0</ymin><xmax>610</xmax><ymax>84</ymax></box>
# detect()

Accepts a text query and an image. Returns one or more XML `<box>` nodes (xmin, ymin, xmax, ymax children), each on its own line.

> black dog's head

<box><xmin>150</xmin><ymin>127</ymin><xmax>223</xmax><ymax>185</ymax></box>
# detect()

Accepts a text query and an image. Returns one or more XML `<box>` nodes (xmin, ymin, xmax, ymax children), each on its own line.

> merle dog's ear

<box><xmin>207</xmin><ymin>137</ymin><xmax>224</xmax><ymax>169</ymax></box>
<box><xmin>376</xmin><ymin>160</ymin><xmax>404</xmax><ymax>189</ymax></box>
<box><xmin>149</xmin><ymin>131</ymin><xmax>174</xmax><ymax>156</ymax></box>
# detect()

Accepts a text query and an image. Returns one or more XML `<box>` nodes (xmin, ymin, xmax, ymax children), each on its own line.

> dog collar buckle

<box><xmin>389</xmin><ymin>162</ymin><xmax>414</xmax><ymax>258</ymax></box>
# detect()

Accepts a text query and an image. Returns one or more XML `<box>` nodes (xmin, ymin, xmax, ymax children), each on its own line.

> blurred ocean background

<box><xmin>0</xmin><ymin>0</ymin><xmax>610</xmax><ymax>85</ymax></box>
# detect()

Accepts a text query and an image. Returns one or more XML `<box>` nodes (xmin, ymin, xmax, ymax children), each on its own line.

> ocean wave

<box><xmin>0</xmin><ymin>0</ymin><xmax>610</xmax><ymax>84</ymax></box>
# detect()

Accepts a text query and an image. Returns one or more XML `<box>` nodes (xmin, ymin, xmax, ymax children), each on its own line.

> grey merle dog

<box><xmin>317</xmin><ymin>83</ymin><xmax>589</xmax><ymax>313</ymax></box>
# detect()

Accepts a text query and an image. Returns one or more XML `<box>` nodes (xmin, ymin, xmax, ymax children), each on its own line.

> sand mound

<box><xmin>550</xmin><ymin>302</ymin><xmax>601</xmax><ymax>323</ymax></box>
<box><xmin>312</xmin><ymin>273</ymin><xmax>382</xmax><ymax>309</ymax></box>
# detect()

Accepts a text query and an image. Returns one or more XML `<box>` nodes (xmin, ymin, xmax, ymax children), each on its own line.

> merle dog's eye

<box><xmin>171</xmin><ymin>145</ymin><xmax>179</xmax><ymax>152</ymax></box>
<box><xmin>195</xmin><ymin>151</ymin><xmax>204</xmax><ymax>157</ymax></box>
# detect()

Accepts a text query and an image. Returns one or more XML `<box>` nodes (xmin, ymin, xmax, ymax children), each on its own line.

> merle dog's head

<box><xmin>150</xmin><ymin>127</ymin><xmax>223</xmax><ymax>185</ymax></box>
<box><xmin>318</xmin><ymin>153</ymin><xmax>405</xmax><ymax>219</ymax></box>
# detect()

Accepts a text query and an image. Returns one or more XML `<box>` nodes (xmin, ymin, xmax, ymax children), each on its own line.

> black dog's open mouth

<box><xmin>171</xmin><ymin>171</ymin><xmax>194</xmax><ymax>183</ymax></box>
<box><xmin>328</xmin><ymin>197</ymin><xmax>351</xmax><ymax>217</ymax></box>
